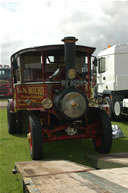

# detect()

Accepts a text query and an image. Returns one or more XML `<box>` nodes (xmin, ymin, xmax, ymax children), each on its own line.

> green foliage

<box><xmin>0</xmin><ymin>108</ymin><xmax>128</xmax><ymax>192</ymax></box>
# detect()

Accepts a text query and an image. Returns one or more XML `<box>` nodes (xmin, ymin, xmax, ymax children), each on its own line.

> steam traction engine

<box><xmin>7</xmin><ymin>37</ymin><xmax>112</xmax><ymax>160</ymax></box>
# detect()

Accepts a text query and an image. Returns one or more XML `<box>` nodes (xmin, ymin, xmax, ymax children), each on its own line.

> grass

<box><xmin>0</xmin><ymin>108</ymin><xmax>31</xmax><ymax>193</ymax></box>
<box><xmin>111</xmin><ymin>120</ymin><xmax>128</xmax><ymax>152</ymax></box>
<box><xmin>0</xmin><ymin>108</ymin><xmax>128</xmax><ymax>193</ymax></box>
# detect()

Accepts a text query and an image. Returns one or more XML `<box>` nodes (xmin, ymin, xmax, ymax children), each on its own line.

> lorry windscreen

<box><xmin>0</xmin><ymin>69</ymin><xmax>11</xmax><ymax>80</ymax></box>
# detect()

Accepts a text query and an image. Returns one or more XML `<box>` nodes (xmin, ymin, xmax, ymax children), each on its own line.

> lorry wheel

<box><xmin>7</xmin><ymin>102</ymin><xmax>17</xmax><ymax>134</ymax></box>
<box><xmin>93</xmin><ymin>109</ymin><xmax>112</xmax><ymax>153</ymax></box>
<box><xmin>103</xmin><ymin>96</ymin><xmax>113</xmax><ymax>120</ymax></box>
<box><xmin>29</xmin><ymin>113</ymin><xmax>43</xmax><ymax>160</ymax></box>
<box><xmin>113</xmin><ymin>101</ymin><xmax>121</xmax><ymax>119</ymax></box>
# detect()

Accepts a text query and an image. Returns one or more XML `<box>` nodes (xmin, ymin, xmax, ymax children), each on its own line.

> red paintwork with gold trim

<box><xmin>15</xmin><ymin>84</ymin><xmax>47</xmax><ymax>110</ymax></box>
<box><xmin>14</xmin><ymin>82</ymin><xmax>88</xmax><ymax>111</ymax></box>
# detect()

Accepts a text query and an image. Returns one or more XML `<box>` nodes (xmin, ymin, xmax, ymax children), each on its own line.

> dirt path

<box><xmin>0</xmin><ymin>101</ymin><xmax>8</xmax><ymax>108</ymax></box>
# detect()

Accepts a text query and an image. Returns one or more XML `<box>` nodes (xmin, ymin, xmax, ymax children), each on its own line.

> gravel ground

<box><xmin>0</xmin><ymin>101</ymin><xmax>8</xmax><ymax>108</ymax></box>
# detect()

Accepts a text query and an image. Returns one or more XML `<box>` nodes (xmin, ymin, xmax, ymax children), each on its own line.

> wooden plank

<box><xmin>15</xmin><ymin>160</ymin><xmax>128</xmax><ymax>193</ymax></box>
<box><xmin>88</xmin><ymin>152</ymin><xmax>128</xmax><ymax>169</ymax></box>
<box><xmin>90</xmin><ymin>167</ymin><xmax>128</xmax><ymax>189</ymax></box>
<box><xmin>23</xmin><ymin>167</ymin><xmax>128</xmax><ymax>193</ymax></box>
<box><xmin>15</xmin><ymin>160</ymin><xmax>92</xmax><ymax>178</ymax></box>
<box><xmin>26</xmin><ymin>173</ymin><xmax>101</xmax><ymax>193</ymax></box>
<box><xmin>79</xmin><ymin>167</ymin><xmax>128</xmax><ymax>193</ymax></box>
<box><xmin>23</xmin><ymin>178</ymin><xmax>41</xmax><ymax>193</ymax></box>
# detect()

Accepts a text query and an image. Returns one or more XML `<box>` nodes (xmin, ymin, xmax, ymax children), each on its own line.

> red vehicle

<box><xmin>7</xmin><ymin>37</ymin><xmax>112</xmax><ymax>160</ymax></box>
<box><xmin>0</xmin><ymin>65</ymin><xmax>12</xmax><ymax>97</ymax></box>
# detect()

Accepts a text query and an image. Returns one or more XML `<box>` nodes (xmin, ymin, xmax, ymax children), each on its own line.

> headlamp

<box><xmin>42</xmin><ymin>98</ymin><xmax>52</xmax><ymax>109</ymax></box>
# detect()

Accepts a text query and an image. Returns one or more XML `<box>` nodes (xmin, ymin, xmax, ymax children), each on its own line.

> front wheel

<box><xmin>29</xmin><ymin>112</ymin><xmax>43</xmax><ymax>160</ymax></box>
<box><xmin>93</xmin><ymin>109</ymin><xmax>112</xmax><ymax>153</ymax></box>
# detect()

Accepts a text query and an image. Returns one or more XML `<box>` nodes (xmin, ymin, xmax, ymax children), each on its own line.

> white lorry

<box><xmin>96</xmin><ymin>44</ymin><xmax>128</xmax><ymax>120</ymax></box>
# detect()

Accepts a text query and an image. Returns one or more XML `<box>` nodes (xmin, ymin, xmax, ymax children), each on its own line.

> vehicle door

<box><xmin>97</xmin><ymin>57</ymin><xmax>107</xmax><ymax>93</ymax></box>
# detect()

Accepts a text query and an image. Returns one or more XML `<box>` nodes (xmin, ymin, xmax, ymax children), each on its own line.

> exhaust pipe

<box><xmin>62</xmin><ymin>37</ymin><xmax>78</xmax><ymax>80</ymax></box>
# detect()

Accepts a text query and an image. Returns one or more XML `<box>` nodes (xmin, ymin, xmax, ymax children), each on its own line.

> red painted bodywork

<box><xmin>11</xmin><ymin>43</ymin><xmax>97</xmax><ymax>144</ymax></box>
<box><xmin>28</xmin><ymin>117</ymin><xmax>100</xmax><ymax>143</ymax></box>
<box><xmin>0</xmin><ymin>67</ymin><xmax>12</xmax><ymax>97</ymax></box>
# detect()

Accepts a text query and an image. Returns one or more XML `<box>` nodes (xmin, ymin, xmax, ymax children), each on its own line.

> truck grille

<box><xmin>0</xmin><ymin>87</ymin><xmax>10</xmax><ymax>95</ymax></box>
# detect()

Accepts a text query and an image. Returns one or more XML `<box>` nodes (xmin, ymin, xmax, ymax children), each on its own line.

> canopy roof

<box><xmin>11</xmin><ymin>44</ymin><xmax>96</xmax><ymax>63</ymax></box>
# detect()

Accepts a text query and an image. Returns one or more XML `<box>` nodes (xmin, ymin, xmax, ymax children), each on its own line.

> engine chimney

<box><xmin>62</xmin><ymin>36</ymin><xmax>78</xmax><ymax>80</ymax></box>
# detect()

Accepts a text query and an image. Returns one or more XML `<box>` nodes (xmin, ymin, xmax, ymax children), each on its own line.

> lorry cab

<box><xmin>97</xmin><ymin>44</ymin><xmax>128</xmax><ymax>93</ymax></box>
<box><xmin>0</xmin><ymin>65</ymin><xmax>12</xmax><ymax>97</ymax></box>
<box><xmin>96</xmin><ymin>44</ymin><xmax>128</xmax><ymax>119</ymax></box>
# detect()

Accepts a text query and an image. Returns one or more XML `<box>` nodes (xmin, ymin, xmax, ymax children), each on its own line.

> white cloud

<box><xmin>1</xmin><ymin>0</ymin><xmax>128</xmax><ymax>65</ymax></box>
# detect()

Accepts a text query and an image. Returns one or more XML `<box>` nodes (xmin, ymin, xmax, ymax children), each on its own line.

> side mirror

<box><xmin>93</xmin><ymin>58</ymin><xmax>97</xmax><ymax>66</ymax></box>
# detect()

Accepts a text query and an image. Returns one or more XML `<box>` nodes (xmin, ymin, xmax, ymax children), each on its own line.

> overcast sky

<box><xmin>0</xmin><ymin>0</ymin><xmax>128</xmax><ymax>65</ymax></box>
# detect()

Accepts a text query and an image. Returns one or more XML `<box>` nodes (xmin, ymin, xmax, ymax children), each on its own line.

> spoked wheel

<box><xmin>93</xmin><ymin>108</ymin><xmax>112</xmax><ymax>153</ymax></box>
<box><xmin>29</xmin><ymin>112</ymin><xmax>43</xmax><ymax>160</ymax></box>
